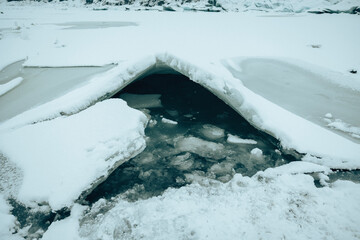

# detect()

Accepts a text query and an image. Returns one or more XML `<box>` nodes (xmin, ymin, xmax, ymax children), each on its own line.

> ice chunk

<box><xmin>325</xmin><ymin>113</ymin><xmax>333</xmax><ymax>118</ymax></box>
<box><xmin>199</xmin><ymin>124</ymin><xmax>225</xmax><ymax>140</ymax></box>
<box><xmin>169</xmin><ymin>153</ymin><xmax>194</xmax><ymax>171</ymax></box>
<box><xmin>148</xmin><ymin>119</ymin><xmax>158</xmax><ymax>128</ymax></box>
<box><xmin>227</xmin><ymin>134</ymin><xmax>257</xmax><ymax>144</ymax></box>
<box><xmin>119</xmin><ymin>93</ymin><xmax>162</xmax><ymax>109</ymax></box>
<box><xmin>250</xmin><ymin>148</ymin><xmax>263</xmax><ymax>159</ymax></box>
<box><xmin>0</xmin><ymin>77</ymin><xmax>23</xmax><ymax>97</ymax></box>
<box><xmin>209</xmin><ymin>161</ymin><xmax>235</xmax><ymax>177</ymax></box>
<box><xmin>0</xmin><ymin>99</ymin><xmax>148</xmax><ymax>210</ymax></box>
<box><xmin>161</xmin><ymin>117</ymin><xmax>178</xmax><ymax>125</ymax></box>
<box><xmin>175</xmin><ymin>136</ymin><xmax>225</xmax><ymax>160</ymax></box>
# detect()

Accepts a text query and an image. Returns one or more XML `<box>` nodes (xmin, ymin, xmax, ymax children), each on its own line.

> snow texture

<box><xmin>0</xmin><ymin>77</ymin><xmax>23</xmax><ymax>97</ymax></box>
<box><xmin>0</xmin><ymin>99</ymin><xmax>148</xmax><ymax>209</ymax></box>
<box><xmin>0</xmin><ymin>194</ymin><xmax>23</xmax><ymax>240</ymax></box>
<box><xmin>42</xmin><ymin>168</ymin><xmax>360</xmax><ymax>240</ymax></box>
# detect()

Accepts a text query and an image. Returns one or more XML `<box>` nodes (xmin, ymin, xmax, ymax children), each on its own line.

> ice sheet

<box><xmin>0</xmin><ymin>99</ymin><xmax>148</xmax><ymax>209</ymax></box>
<box><xmin>223</xmin><ymin>58</ymin><xmax>360</xmax><ymax>143</ymax></box>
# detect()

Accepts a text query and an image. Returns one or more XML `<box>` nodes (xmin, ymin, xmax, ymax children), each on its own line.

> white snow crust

<box><xmin>0</xmin><ymin>99</ymin><xmax>148</xmax><ymax>209</ymax></box>
<box><xmin>0</xmin><ymin>194</ymin><xmax>23</xmax><ymax>240</ymax></box>
<box><xmin>42</xmin><ymin>168</ymin><xmax>360</xmax><ymax>240</ymax></box>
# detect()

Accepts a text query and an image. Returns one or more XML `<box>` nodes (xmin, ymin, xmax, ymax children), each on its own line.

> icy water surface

<box><xmin>86</xmin><ymin>74</ymin><xmax>293</xmax><ymax>203</ymax></box>
<box><xmin>0</xmin><ymin>60</ymin><xmax>113</xmax><ymax>122</ymax></box>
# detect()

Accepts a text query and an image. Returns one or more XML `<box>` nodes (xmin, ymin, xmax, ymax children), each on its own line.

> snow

<box><xmin>0</xmin><ymin>99</ymin><xmax>148</xmax><ymax>209</ymax></box>
<box><xmin>119</xmin><ymin>93</ymin><xmax>162</xmax><ymax>109</ymax></box>
<box><xmin>260</xmin><ymin>161</ymin><xmax>332</xmax><ymax>177</ymax></box>
<box><xmin>325</xmin><ymin>113</ymin><xmax>333</xmax><ymax>118</ymax></box>
<box><xmin>161</xmin><ymin>117</ymin><xmax>178</xmax><ymax>125</ymax></box>
<box><xmin>0</xmin><ymin>194</ymin><xmax>23</xmax><ymax>240</ymax></box>
<box><xmin>2</xmin><ymin>0</ymin><xmax>358</xmax><ymax>13</ymax></box>
<box><xmin>0</xmin><ymin>5</ymin><xmax>360</xmax><ymax>239</ymax></box>
<box><xmin>42</xmin><ymin>171</ymin><xmax>360</xmax><ymax>240</ymax></box>
<box><xmin>0</xmin><ymin>77</ymin><xmax>23</xmax><ymax>97</ymax></box>
<box><xmin>41</xmin><ymin>204</ymin><xmax>86</xmax><ymax>240</ymax></box>
<box><xmin>227</xmin><ymin>134</ymin><xmax>257</xmax><ymax>144</ymax></box>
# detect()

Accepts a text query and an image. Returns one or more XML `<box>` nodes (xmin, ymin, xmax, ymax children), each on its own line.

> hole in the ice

<box><xmin>85</xmin><ymin>73</ymin><xmax>297</xmax><ymax>204</ymax></box>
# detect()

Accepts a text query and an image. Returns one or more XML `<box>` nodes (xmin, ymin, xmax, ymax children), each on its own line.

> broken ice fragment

<box><xmin>250</xmin><ymin>148</ymin><xmax>263</xmax><ymax>159</ymax></box>
<box><xmin>325</xmin><ymin>113</ymin><xmax>333</xmax><ymax>118</ymax></box>
<box><xmin>199</xmin><ymin>124</ymin><xmax>225</xmax><ymax>140</ymax></box>
<box><xmin>119</xmin><ymin>93</ymin><xmax>162</xmax><ymax>109</ymax></box>
<box><xmin>174</xmin><ymin>136</ymin><xmax>225</xmax><ymax>160</ymax></box>
<box><xmin>227</xmin><ymin>134</ymin><xmax>257</xmax><ymax>145</ymax></box>
<box><xmin>161</xmin><ymin>118</ymin><xmax>178</xmax><ymax>125</ymax></box>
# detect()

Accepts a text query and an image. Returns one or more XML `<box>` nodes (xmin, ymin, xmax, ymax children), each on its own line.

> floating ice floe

<box><xmin>174</xmin><ymin>136</ymin><xmax>225</xmax><ymax>160</ymax></box>
<box><xmin>119</xmin><ymin>93</ymin><xmax>162</xmax><ymax>109</ymax></box>
<box><xmin>199</xmin><ymin>124</ymin><xmax>225</xmax><ymax>140</ymax></box>
<box><xmin>227</xmin><ymin>134</ymin><xmax>257</xmax><ymax>144</ymax></box>
<box><xmin>161</xmin><ymin>117</ymin><xmax>178</xmax><ymax>125</ymax></box>
<box><xmin>250</xmin><ymin>147</ymin><xmax>263</xmax><ymax>159</ymax></box>
<box><xmin>0</xmin><ymin>99</ymin><xmax>148</xmax><ymax>209</ymax></box>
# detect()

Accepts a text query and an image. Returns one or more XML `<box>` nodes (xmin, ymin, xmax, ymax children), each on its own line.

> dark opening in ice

<box><xmin>85</xmin><ymin>73</ymin><xmax>296</xmax><ymax>204</ymax></box>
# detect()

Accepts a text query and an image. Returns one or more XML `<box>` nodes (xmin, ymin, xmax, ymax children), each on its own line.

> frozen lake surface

<box><xmin>224</xmin><ymin>58</ymin><xmax>360</xmax><ymax>143</ymax></box>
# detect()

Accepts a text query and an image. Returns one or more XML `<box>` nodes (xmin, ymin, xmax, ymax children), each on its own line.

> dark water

<box><xmin>86</xmin><ymin>74</ymin><xmax>294</xmax><ymax>203</ymax></box>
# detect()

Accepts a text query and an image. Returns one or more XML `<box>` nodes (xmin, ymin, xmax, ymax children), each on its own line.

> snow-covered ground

<box><xmin>0</xmin><ymin>3</ymin><xmax>360</xmax><ymax>240</ymax></box>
